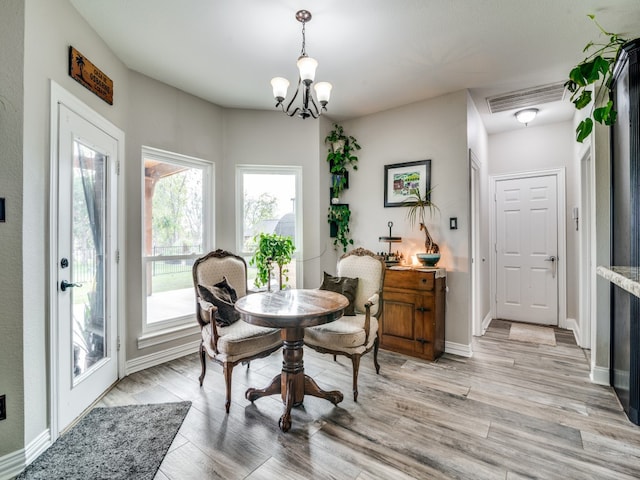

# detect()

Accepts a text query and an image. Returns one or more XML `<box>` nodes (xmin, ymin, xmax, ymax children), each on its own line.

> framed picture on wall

<box><xmin>384</xmin><ymin>159</ymin><xmax>431</xmax><ymax>207</ymax></box>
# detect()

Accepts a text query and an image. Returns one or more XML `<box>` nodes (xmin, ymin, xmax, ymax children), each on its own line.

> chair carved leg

<box><xmin>198</xmin><ymin>341</ymin><xmax>206</xmax><ymax>386</ymax></box>
<box><xmin>223</xmin><ymin>363</ymin><xmax>234</xmax><ymax>413</ymax></box>
<box><xmin>351</xmin><ymin>355</ymin><xmax>361</xmax><ymax>402</ymax></box>
<box><xmin>373</xmin><ymin>336</ymin><xmax>381</xmax><ymax>374</ymax></box>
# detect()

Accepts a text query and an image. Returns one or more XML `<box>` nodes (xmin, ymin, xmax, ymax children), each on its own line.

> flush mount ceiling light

<box><xmin>515</xmin><ymin>108</ymin><xmax>539</xmax><ymax>126</ymax></box>
<box><xmin>270</xmin><ymin>10</ymin><xmax>332</xmax><ymax>119</ymax></box>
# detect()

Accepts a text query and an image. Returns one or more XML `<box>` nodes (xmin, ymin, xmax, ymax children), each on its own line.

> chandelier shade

<box><xmin>270</xmin><ymin>77</ymin><xmax>290</xmax><ymax>102</ymax></box>
<box><xmin>271</xmin><ymin>10</ymin><xmax>331</xmax><ymax>119</ymax></box>
<box><xmin>297</xmin><ymin>56</ymin><xmax>318</xmax><ymax>83</ymax></box>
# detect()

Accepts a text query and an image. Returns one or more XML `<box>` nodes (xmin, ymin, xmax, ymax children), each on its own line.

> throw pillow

<box><xmin>319</xmin><ymin>271</ymin><xmax>359</xmax><ymax>316</ymax></box>
<box><xmin>198</xmin><ymin>282</ymin><xmax>240</xmax><ymax>327</ymax></box>
<box><xmin>214</xmin><ymin>276</ymin><xmax>238</xmax><ymax>302</ymax></box>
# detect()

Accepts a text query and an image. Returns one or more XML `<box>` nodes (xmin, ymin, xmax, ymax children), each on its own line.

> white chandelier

<box><xmin>270</xmin><ymin>10</ymin><xmax>332</xmax><ymax>119</ymax></box>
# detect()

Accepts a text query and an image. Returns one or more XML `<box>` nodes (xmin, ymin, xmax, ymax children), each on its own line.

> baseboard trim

<box><xmin>126</xmin><ymin>340</ymin><xmax>200</xmax><ymax>375</ymax></box>
<box><xmin>0</xmin><ymin>447</ymin><xmax>24</xmax><ymax>480</ymax></box>
<box><xmin>481</xmin><ymin>313</ymin><xmax>492</xmax><ymax>335</ymax></box>
<box><xmin>590</xmin><ymin>365</ymin><xmax>610</xmax><ymax>386</ymax></box>
<box><xmin>24</xmin><ymin>429</ymin><xmax>50</xmax><ymax>465</ymax></box>
<box><xmin>565</xmin><ymin>317</ymin><xmax>582</xmax><ymax>346</ymax></box>
<box><xmin>445</xmin><ymin>341</ymin><xmax>473</xmax><ymax>358</ymax></box>
<box><xmin>0</xmin><ymin>429</ymin><xmax>50</xmax><ymax>480</ymax></box>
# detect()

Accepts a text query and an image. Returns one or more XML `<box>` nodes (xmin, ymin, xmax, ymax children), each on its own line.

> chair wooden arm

<box><xmin>362</xmin><ymin>293</ymin><xmax>379</xmax><ymax>345</ymax></box>
<box><xmin>197</xmin><ymin>297</ymin><xmax>221</xmax><ymax>355</ymax></box>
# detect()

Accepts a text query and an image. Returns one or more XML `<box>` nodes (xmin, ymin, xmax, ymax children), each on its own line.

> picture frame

<box><xmin>384</xmin><ymin>159</ymin><xmax>431</xmax><ymax>207</ymax></box>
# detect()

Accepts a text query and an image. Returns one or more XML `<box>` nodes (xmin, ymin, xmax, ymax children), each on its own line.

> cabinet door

<box><xmin>382</xmin><ymin>290</ymin><xmax>417</xmax><ymax>343</ymax></box>
<box><xmin>414</xmin><ymin>294</ymin><xmax>436</xmax><ymax>358</ymax></box>
<box><xmin>382</xmin><ymin>290</ymin><xmax>436</xmax><ymax>359</ymax></box>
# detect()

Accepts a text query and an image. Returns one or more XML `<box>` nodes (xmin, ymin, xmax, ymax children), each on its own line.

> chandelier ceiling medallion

<box><xmin>270</xmin><ymin>10</ymin><xmax>332</xmax><ymax>119</ymax></box>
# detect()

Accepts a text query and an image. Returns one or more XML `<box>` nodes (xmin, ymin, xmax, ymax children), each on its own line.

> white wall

<box><xmin>337</xmin><ymin>91</ymin><xmax>472</xmax><ymax>348</ymax></box>
<box><xmin>593</xmin><ymin>120</ymin><xmax>611</xmax><ymax>377</ymax></box>
<box><xmin>0</xmin><ymin>0</ymin><xmax>25</xmax><ymax>457</ymax></box>
<box><xmin>19</xmin><ymin>0</ymin><xmax>130</xmax><ymax>453</ymax></box>
<box><xmin>466</xmin><ymin>93</ymin><xmax>491</xmax><ymax>330</ymax></box>
<box><xmin>124</xmin><ymin>70</ymin><xmax>225</xmax><ymax>359</ymax></box>
<box><xmin>221</xmin><ymin>110</ymin><xmax>325</xmax><ymax>288</ymax></box>
<box><xmin>488</xmin><ymin>121</ymin><xmax>579</xmax><ymax>324</ymax></box>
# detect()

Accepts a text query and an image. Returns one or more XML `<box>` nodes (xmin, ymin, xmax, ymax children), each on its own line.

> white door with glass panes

<box><xmin>56</xmin><ymin>103</ymin><xmax>120</xmax><ymax>432</ymax></box>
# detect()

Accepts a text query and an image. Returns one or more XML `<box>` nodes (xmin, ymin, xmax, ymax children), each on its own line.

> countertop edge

<box><xmin>596</xmin><ymin>265</ymin><xmax>640</xmax><ymax>298</ymax></box>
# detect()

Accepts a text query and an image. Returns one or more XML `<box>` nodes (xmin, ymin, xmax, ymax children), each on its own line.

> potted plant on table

<box><xmin>250</xmin><ymin>232</ymin><xmax>295</xmax><ymax>291</ymax></box>
<box><xmin>405</xmin><ymin>187</ymin><xmax>440</xmax><ymax>266</ymax></box>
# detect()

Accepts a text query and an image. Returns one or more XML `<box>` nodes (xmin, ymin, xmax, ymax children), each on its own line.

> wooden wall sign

<box><xmin>68</xmin><ymin>46</ymin><xmax>113</xmax><ymax>105</ymax></box>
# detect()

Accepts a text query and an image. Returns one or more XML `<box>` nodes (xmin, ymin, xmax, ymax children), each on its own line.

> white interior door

<box><xmin>496</xmin><ymin>174</ymin><xmax>558</xmax><ymax>325</ymax></box>
<box><xmin>56</xmin><ymin>103</ymin><xmax>119</xmax><ymax>432</ymax></box>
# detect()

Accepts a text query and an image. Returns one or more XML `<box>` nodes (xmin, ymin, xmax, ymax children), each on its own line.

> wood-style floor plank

<box><xmin>94</xmin><ymin>320</ymin><xmax>640</xmax><ymax>479</ymax></box>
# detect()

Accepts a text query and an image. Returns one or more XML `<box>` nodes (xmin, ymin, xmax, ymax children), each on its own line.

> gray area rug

<box><xmin>17</xmin><ymin>401</ymin><xmax>191</xmax><ymax>480</ymax></box>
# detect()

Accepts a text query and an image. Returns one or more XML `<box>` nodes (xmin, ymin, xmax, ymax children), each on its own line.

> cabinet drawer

<box><xmin>384</xmin><ymin>269</ymin><xmax>434</xmax><ymax>291</ymax></box>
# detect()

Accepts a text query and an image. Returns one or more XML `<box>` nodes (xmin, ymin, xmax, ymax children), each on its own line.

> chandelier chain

<box><xmin>300</xmin><ymin>20</ymin><xmax>307</xmax><ymax>57</ymax></box>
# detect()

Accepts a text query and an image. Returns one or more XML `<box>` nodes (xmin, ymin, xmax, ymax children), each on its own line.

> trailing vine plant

<box><xmin>328</xmin><ymin>204</ymin><xmax>354</xmax><ymax>252</ymax></box>
<box><xmin>249</xmin><ymin>232</ymin><xmax>295</xmax><ymax>291</ymax></box>
<box><xmin>565</xmin><ymin>15</ymin><xmax>628</xmax><ymax>142</ymax></box>
<box><xmin>325</xmin><ymin>124</ymin><xmax>361</xmax><ymax>198</ymax></box>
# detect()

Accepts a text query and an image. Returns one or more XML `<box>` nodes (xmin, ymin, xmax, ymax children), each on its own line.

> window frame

<box><xmin>235</xmin><ymin>165</ymin><xmax>303</xmax><ymax>289</ymax></box>
<box><xmin>141</xmin><ymin>146</ymin><xmax>215</xmax><ymax>333</ymax></box>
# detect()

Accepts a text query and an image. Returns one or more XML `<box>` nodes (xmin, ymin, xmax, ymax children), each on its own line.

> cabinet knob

<box><xmin>416</xmin><ymin>337</ymin><xmax>430</xmax><ymax>345</ymax></box>
<box><xmin>416</xmin><ymin>306</ymin><xmax>430</xmax><ymax>312</ymax></box>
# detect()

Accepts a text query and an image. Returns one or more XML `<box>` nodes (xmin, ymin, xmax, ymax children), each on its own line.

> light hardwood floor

<box><xmin>98</xmin><ymin>320</ymin><xmax>640</xmax><ymax>479</ymax></box>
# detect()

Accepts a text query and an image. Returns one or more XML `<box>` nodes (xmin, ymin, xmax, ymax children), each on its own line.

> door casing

<box><xmin>49</xmin><ymin>80</ymin><xmax>126</xmax><ymax>439</ymax></box>
<box><xmin>489</xmin><ymin>168</ymin><xmax>567</xmax><ymax>328</ymax></box>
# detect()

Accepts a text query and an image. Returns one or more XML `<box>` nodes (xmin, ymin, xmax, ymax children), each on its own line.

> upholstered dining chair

<box><xmin>192</xmin><ymin>249</ymin><xmax>282</xmax><ymax>412</ymax></box>
<box><xmin>304</xmin><ymin>247</ymin><xmax>386</xmax><ymax>401</ymax></box>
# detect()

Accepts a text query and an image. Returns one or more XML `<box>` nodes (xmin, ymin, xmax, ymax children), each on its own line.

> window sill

<box><xmin>137</xmin><ymin>322</ymin><xmax>200</xmax><ymax>349</ymax></box>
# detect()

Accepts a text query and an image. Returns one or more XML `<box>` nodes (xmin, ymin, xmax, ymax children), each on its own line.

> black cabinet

<box><xmin>610</xmin><ymin>39</ymin><xmax>640</xmax><ymax>425</ymax></box>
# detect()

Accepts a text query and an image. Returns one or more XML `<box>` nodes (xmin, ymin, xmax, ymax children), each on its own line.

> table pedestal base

<box><xmin>245</xmin><ymin>328</ymin><xmax>343</xmax><ymax>432</ymax></box>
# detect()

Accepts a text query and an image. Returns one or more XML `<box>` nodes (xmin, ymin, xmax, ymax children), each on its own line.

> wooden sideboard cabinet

<box><xmin>380</xmin><ymin>268</ymin><xmax>446</xmax><ymax>361</ymax></box>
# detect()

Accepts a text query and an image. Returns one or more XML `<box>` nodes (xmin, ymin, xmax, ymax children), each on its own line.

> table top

<box><xmin>235</xmin><ymin>288</ymin><xmax>349</xmax><ymax>329</ymax></box>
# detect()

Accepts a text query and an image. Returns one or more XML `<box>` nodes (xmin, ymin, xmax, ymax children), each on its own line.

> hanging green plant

<box><xmin>565</xmin><ymin>15</ymin><xmax>628</xmax><ymax>142</ymax></box>
<box><xmin>325</xmin><ymin>124</ymin><xmax>361</xmax><ymax>199</ymax></box>
<box><xmin>249</xmin><ymin>232</ymin><xmax>295</xmax><ymax>291</ymax></box>
<box><xmin>328</xmin><ymin>204</ymin><xmax>354</xmax><ymax>252</ymax></box>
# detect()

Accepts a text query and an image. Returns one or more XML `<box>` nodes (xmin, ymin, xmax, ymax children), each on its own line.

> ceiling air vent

<box><xmin>486</xmin><ymin>82</ymin><xmax>566</xmax><ymax>114</ymax></box>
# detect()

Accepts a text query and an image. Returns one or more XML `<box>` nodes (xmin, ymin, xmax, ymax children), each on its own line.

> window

<box><xmin>236</xmin><ymin>165</ymin><xmax>302</xmax><ymax>289</ymax></box>
<box><xmin>142</xmin><ymin>147</ymin><xmax>214</xmax><ymax>331</ymax></box>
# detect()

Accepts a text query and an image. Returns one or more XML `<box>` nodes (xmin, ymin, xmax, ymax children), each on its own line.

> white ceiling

<box><xmin>69</xmin><ymin>0</ymin><xmax>640</xmax><ymax>134</ymax></box>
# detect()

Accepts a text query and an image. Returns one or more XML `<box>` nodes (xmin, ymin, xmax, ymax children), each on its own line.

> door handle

<box><xmin>60</xmin><ymin>280</ymin><xmax>82</xmax><ymax>292</ymax></box>
<box><xmin>544</xmin><ymin>255</ymin><xmax>557</xmax><ymax>278</ymax></box>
